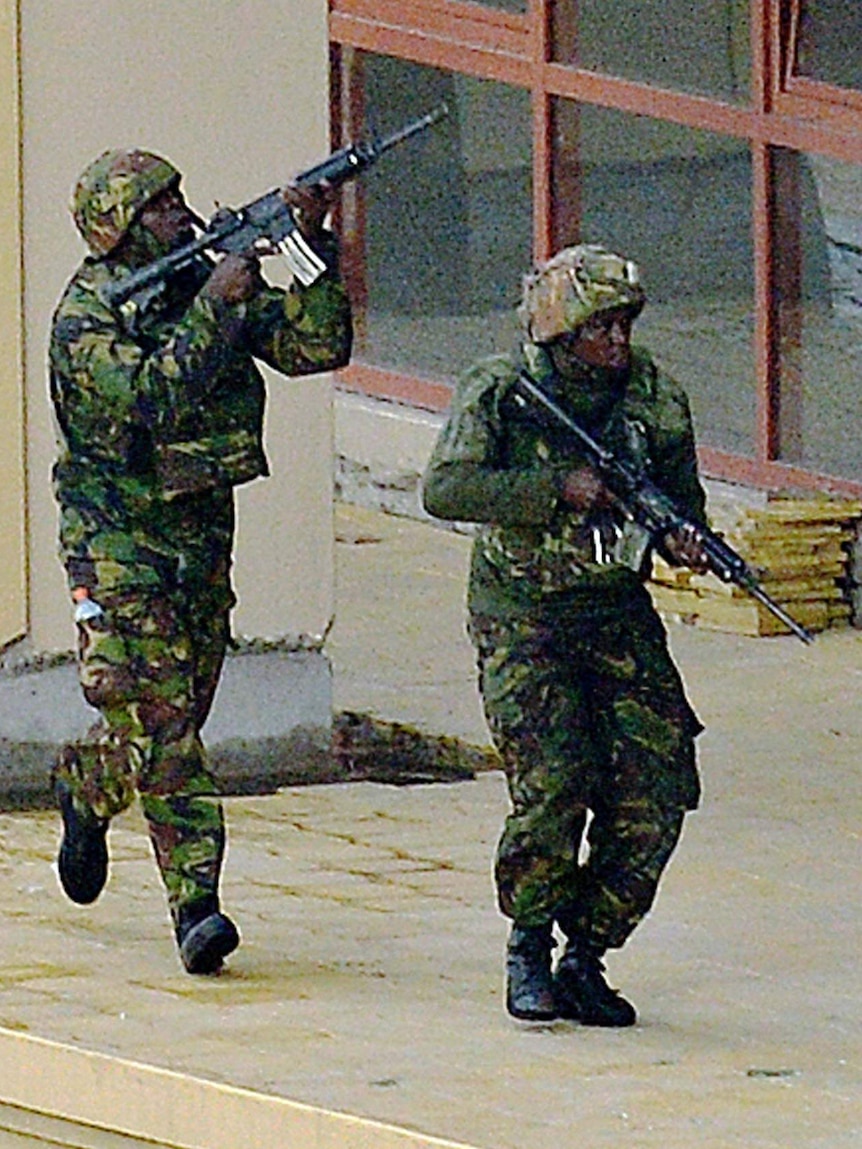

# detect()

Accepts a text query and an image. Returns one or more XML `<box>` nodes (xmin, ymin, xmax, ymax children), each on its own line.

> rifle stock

<box><xmin>514</xmin><ymin>371</ymin><xmax>814</xmax><ymax>645</ymax></box>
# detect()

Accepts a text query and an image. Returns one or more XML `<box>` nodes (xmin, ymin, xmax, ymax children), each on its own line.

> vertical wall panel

<box><xmin>20</xmin><ymin>0</ymin><xmax>335</xmax><ymax>650</ymax></box>
<box><xmin>0</xmin><ymin>0</ymin><xmax>26</xmax><ymax>648</ymax></box>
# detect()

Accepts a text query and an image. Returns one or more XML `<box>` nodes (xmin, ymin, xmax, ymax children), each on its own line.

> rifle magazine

<box><xmin>278</xmin><ymin>229</ymin><xmax>328</xmax><ymax>286</ymax></box>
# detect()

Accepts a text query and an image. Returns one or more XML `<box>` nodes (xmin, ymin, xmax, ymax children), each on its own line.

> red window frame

<box><xmin>330</xmin><ymin>0</ymin><xmax>862</xmax><ymax>496</ymax></box>
<box><xmin>773</xmin><ymin>0</ymin><xmax>862</xmax><ymax>123</ymax></box>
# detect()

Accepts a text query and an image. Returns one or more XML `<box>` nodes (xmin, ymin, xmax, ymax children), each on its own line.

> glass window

<box><xmin>773</xmin><ymin>150</ymin><xmax>862</xmax><ymax>479</ymax></box>
<box><xmin>343</xmin><ymin>53</ymin><xmax>532</xmax><ymax>382</ymax></box>
<box><xmin>551</xmin><ymin>98</ymin><xmax>756</xmax><ymax>455</ymax></box>
<box><xmin>793</xmin><ymin>0</ymin><xmax>862</xmax><ymax>91</ymax></box>
<box><xmin>475</xmin><ymin>0</ymin><xmax>527</xmax><ymax>9</ymax></box>
<box><xmin>551</xmin><ymin>0</ymin><xmax>750</xmax><ymax>103</ymax></box>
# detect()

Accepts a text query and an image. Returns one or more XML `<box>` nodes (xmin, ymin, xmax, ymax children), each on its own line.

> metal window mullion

<box><xmin>752</xmin><ymin>0</ymin><xmax>779</xmax><ymax>463</ymax></box>
<box><xmin>530</xmin><ymin>0</ymin><xmax>552</xmax><ymax>261</ymax></box>
<box><xmin>752</xmin><ymin>142</ymin><xmax>781</xmax><ymax>463</ymax></box>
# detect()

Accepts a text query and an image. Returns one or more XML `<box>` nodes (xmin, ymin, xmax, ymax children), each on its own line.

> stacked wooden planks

<box><xmin>650</xmin><ymin>495</ymin><xmax>862</xmax><ymax>637</ymax></box>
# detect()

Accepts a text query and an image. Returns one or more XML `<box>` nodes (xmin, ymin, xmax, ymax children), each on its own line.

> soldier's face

<box><xmin>561</xmin><ymin>308</ymin><xmax>634</xmax><ymax>373</ymax></box>
<box><xmin>138</xmin><ymin>186</ymin><xmax>197</xmax><ymax>250</ymax></box>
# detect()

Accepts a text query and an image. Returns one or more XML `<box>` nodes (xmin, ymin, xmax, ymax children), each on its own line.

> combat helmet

<box><xmin>518</xmin><ymin>244</ymin><xmax>646</xmax><ymax>344</ymax></box>
<box><xmin>72</xmin><ymin>148</ymin><xmax>181</xmax><ymax>255</ymax></box>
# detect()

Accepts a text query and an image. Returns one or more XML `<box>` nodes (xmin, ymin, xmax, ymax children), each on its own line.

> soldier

<box><xmin>422</xmin><ymin>245</ymin><xmax>708</xmax><ymax>1025</ymax></box>
<box><xmin>50</xmin><ymin>149</ymin><xmax>352</xmax><ymax>974</ymax></box>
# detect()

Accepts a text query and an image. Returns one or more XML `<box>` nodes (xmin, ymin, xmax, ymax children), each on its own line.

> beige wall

<box><xmin>19</xmin><ymin>0</ymin><xmax>335</xmax><ymax>652</ymax></box>
<box><xmin>0</xmin><ymin>0</ymin><xmax>26</xmax><ymax>649</ymax></box>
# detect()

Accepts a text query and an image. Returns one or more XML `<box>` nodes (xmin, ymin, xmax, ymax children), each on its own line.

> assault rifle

<box><xmin>514</xmin><ymin>371</ymin><xmax>815</xmax><ymax>644</ymax></box>
<box><xmin>100</xmin><ymin>103</ymin><xmax>448</xmax><ymax>311</ymax></box>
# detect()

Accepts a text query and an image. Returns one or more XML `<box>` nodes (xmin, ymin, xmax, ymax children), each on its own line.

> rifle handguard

<box><xmin>514</xmin><ymin>371</ymin><xmax>815</xmax><ymax>644</ymax></box>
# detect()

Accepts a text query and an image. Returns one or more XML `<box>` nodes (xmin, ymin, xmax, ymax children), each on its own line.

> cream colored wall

<box><xmin>0</xmin><ymin>0</ymin><xmax>26</xmax><ymax>649</ymax></box>
<box><xmin>20</xmin><ymin>0</ymin><xmax>335</xmax><ymax>652</ymax></box>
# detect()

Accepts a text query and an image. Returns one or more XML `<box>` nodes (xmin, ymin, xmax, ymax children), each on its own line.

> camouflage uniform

<box><xmin>50</xmin><ymin>149</ymin><xmax>352</xmax><ymax>935</ymax></box>
<box><xmin>422</xmin><ymin>248</ymin><xmax>705</xmax><ymax>960</ymax></box>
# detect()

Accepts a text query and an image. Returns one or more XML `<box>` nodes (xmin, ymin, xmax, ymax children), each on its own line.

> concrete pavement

<box><xmin>0</xmin><ymin>501</ymin><xmax>861</xmax><ymax>1148</ymax></box>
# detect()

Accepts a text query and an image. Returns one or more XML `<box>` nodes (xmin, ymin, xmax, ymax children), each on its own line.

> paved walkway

<box><xmin>0</xmin><ymin>503</ymin><xmax>861</xmax><ymax>1148</ymax></box>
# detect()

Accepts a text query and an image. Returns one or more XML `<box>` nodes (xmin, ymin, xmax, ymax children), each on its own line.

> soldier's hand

<box><xmin>559</xmin><ymin>466</ymin><xmax>616</xmax><ymax>511</ymax></box>
<box><xmin>203</xmin><ymin>252</ymin><xmax>262</xmax><ymax>304</ymax></box>
<box><xmin>283</xmin><ymin>182</ymin><xmax>336</xmax><ymax>240</ymax></box>
<box><xmin>663</xmin><ymin>523</ymin><xmax>710</xmax><ymax>572</ymax></box>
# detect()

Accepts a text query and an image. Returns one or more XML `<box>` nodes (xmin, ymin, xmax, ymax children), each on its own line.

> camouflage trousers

<box><xmin>55</xmin><ymin>549</ymin><xmax>233</xmax><ymax>922</ymax></box>
<box><xmin>470</xmin><ymin>583</ymin><xmax>701</xmax><ymax>951</ymax></box>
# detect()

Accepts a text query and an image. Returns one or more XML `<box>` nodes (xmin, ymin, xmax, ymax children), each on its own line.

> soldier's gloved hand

<box><xmin>559</xmin><ymin>466</ymin><xmax>616</xmax><ymax>511</ymax></box>
<box><xmin>202</xmin><ymin>252</ymin><xmax>263</xmax><ymax>305</ymax></box>
<box><xmin>282</xmin><ymin>182</ymin><xmax>336</xmax><ymax>241</ymax></box>
<box><xmin>663</xmin><ymin>523</ymin><xmax>709</xmax><ymax>572</ymax></box>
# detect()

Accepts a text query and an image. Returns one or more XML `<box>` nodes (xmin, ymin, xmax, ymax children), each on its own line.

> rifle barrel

<box><xmin>744</xmin><ymin>581</ymin><xmax>815</xmax><ymax>644</ymax></box>
<box><xmin>374</xmin><ymin>103</ymin><xmax>449</xmax><ymax>156</ymax></box>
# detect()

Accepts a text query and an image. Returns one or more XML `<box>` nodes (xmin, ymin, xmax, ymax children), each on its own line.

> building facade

<box><xmin>329</xmin><ymin>0</ymin><xmax>862</xmax><ymax>495</ymax></box>
<box><xmin>2</xmin><ymin>1</ymin><xmax>862</xmax><ymax>657</ymax></box>
<box><xmin>0</xmin><ymin>0</ymin><xmax>337</xmax><ymax>655</ymax></box>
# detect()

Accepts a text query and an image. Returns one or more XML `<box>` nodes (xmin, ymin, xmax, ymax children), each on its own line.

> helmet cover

<box><xmin>72</xmin><ymin>148</ymin><xmax>181</xmax><ymax>255</ymax></box>
<box><xmin>519</xmin><ymin>244</ymin><xmax>646</xmax><ymax>343</ymax></box>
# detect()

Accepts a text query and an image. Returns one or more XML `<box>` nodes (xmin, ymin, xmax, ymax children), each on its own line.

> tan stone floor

<box><xmin>0</xmin><ymin>504</ymin><xmax>860</xmax><ymax>1148</ymax></box>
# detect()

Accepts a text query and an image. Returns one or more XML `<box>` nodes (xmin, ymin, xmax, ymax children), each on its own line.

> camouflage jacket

<box><xmin>422</xmin><ymin>341</ymin><xmax>707</xmax><ymax>617</ymax></box>
<box><xmin>50</xmin><ymin>238</ymin><xmax>352</xmax><ymax>586</ymax></box>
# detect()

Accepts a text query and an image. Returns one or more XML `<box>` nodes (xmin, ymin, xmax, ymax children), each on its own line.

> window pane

<box><xmin>794</xmin><ymin>0</ymin><xmax>862</xmax><ymax>90</ymax></box>
<box><xmin>551</xmin><ymin>0</ymin><xmax>750</xmax><ymax>103</ymax></box>
<box><xmin>347</xmin><ymin>53</ymin><xmax>532</xmax><ymax>381</ymax></box>
<box><xmin>551</xmin><ymin>99</ymin><xmax>755</xmax><ymax>455</ymax></box>
<box><xmin>774</xmin><ymin>150</ymin><xmax>862</xmax><ymax>479</ymax></box>
<box><xmin>474</xmin><ymin>0</ymin><xmax>526</xmax><ymax>9</ymax></box>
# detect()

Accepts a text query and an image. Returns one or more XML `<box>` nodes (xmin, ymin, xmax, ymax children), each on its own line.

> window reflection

<box><xmin>551</xmin><ymin>99</ymin><xmax>756</xmax><ymax>455</ymax></box>
<box><xmin>346</xmin><ymin>53</ymin><xmax>532</xmax><ymax>381</ymax></box>
<box><xmin>794</xmin><ymin>0</ymin><xmax>862</xmax><ymax>90</ymax></box>
<box><xmin>551</xmin><ymin>0</ymin><xmax>750</xmax><ymax>103</ymax></box>
<box><xmin>774</xmin><ymin>150</ymin><xmax>862</xmax><ymax>478</ymax></box>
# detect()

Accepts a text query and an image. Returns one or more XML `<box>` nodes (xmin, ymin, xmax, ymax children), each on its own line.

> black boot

<box><xmin>55</xmin><ymin>777</ymin><xmax>109</xmax><ymax>905</ymax></box>
<box><xmin>175</xmin><ymin>898</ymin><xmax>240</xmax><ymax>975</ymax></box>
<box><xmin>554</xmin><ymin>938</ymin><xmax>636</xmax><ymax>1027</ymax></box>
<box><xmin>505</xmin><ymin>924</ymin><xmax>558</xmax><ymax>1021</ymax></box>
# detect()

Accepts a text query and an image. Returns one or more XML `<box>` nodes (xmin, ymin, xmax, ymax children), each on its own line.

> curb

<box><xmin>0</xmin><ymin>710</ymin><xmax>498</xmax><ymax>813</ymax></box>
